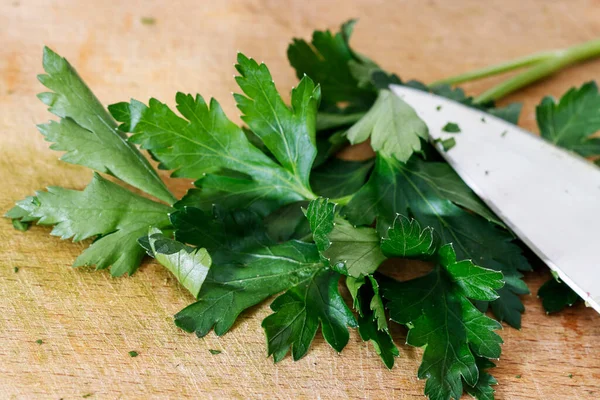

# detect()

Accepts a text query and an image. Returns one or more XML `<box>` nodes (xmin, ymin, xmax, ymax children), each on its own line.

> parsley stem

<box><xmin>432</xmin><ymin>37</ymin><xmax>600</xmax><ymax>104</ymax></box>
<box><xmin>431</xmin><ymin>51</ymin><xmax>557</xmax><ymax>87</ymax></box>
<box><xmin>477</xmin><ymin>38</ymin><xmax>600</xmax><ymax>103</ymax></box>
<box><xmin>330</xmin><ymin>194</ymin><xmax>354</xmax><ymax>206</ymax></box>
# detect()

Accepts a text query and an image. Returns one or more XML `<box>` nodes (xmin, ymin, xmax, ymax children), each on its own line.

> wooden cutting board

<box><xmin>1</xmin><ymin>1</ymin><xmax>599</xmax><ymax>398</ymax></box>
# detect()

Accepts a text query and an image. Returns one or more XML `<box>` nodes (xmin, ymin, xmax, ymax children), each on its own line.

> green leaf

<box><xmin>144</xmin><ymin>228</ymin><xmax>211</xmax><ymax>298</ymax></box>
<box><xmin>234</xmin><ymin>53</ymin><xmax>320</xmax><ymax>188</ymax></box>
<box><xmin>287</xmin><ymin>19</ymin><xmax>376</xmax><ymax>108</ymax></box>
<box><xmin>111</xmin><ymin>56</ymin><xmax>318</xmax><ymax>206</ymax></box>
<box><xmin>174</xmin><ymin>240</ymin><xmax>322</xmax><ymax>336</ymax></box>
<box><xmin>380</xmin><ymin>215</ymin><xmax>435</xmax><ymax>258</ymax></box>
<box><xmin>262</xmin><ymin>269</ymin><xmax>357</xmax><ymax>362</ymax></box>
<box><xmin>305</xmin><ymin>198</ymin><xmax>386</xmax><ymax>278</ymax></box>
<box><xmin>353</xmin><ymin>276</ymin><xmax>399</xmax><ymax>369</ymax></box>
<box><xmin>174</xmin><ymin>173</ymin><xmax>287</xmax><ymax>217</ymax></box>
<box><xmin>346</xmin><ymin>90</ymin><xmax>428</xmax><ymax>163</ymax></box>
<box><xmin>464</xmin><ymin>358</ymin><xmax>498</xmax><ymax>400</ymax></box>
<box><xmin>310</xmin><ymin>158</ymin><xmax>373</xmax><ymax>199</ymax></box>
<box><xmin>170</xmin><ymin>206</ymin><xmax>270</xmax><ymax>253</ymax></box>
<box><xmin>303</xmin><ymin>197</ymin><xmax>336</xmax><ymax>253</ymax></box>
<box><xmin>536</xmin><ymin>81</ymin><xmax>600</xmax><ymax>157</ymax></box>
<box><xmin>11</xmin><ymin>173</ymin><xmax>172</xmax><ymax>276</ymax></box>
<box><xmin>38</xmin><ymin>47</ymin><xmax>174</xmax><ymax>204</ymax></box>
<box><xmin>347</xmin><ymin>155</ymin><xmax>530</xmax><ymax>328</ymax></box>
<box><xmin>263</xmin><ymin>201</ymin><xmax>311</xmax><ymax>243</ymax></box>
<box><xmin>538</xmin><ymin>277</ymin><xmax>581</xmax><ymax>313</ymax></box>
<box><xmin>442</xmin><ymin>122</ymin><xmax>461</xmax><ymax>133</ymax></box>
<box><xmin>382</xmin><ymin>244</ymin><xmax>503</xmax><ymax>400</ymax></box>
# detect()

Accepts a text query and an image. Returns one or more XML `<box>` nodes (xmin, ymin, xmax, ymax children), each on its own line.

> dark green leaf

<box><xmin>464</xmin><ymin>358</ymin><xmax>498</xmax><ymax>400</ymax></box>
<box><xmin>536</xmin><ymin>81</ymin><xmax>600</xmax><ymax>157</ymax></box>
<box><xmin>310</xmin><ymin>158</ymin><xmax>374</xmax><ymax>199</ymax></box>
<box><xmin>382</xmin><ymin>244</ymin><xmax>503</xmax><ymax>400</ymax></box>
<box><xmin>347</xmin><ymin>155</ymin><xmax>530</xmax><ymax>328</ymax></box>
<box><xmin>287</xmin><ymin>20</ymin><xmax>376</xmax><ymax>108</ymax></box>
<box><xmin>538</xmin><ymin>277</ymin><xmax>581</xmax><ymax>313</ymax></box>
<box><xmin>174</xmin><ymin>240</ymin><xmax>323</xmax><ymax>337</ymax></box>
<box><xmin>380</xmin><ymin>215</ymin><xmax>435</xmax><ymax>258</ymax></box>
<box><xmin>263</xmin><ymin>269</ymin><xmax>356</xmax><ymax>362</ymax></box>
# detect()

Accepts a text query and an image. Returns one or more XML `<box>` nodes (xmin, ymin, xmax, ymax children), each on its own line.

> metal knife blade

<box><xmin>389</xmin><ymin>84</ymin><xmax>600</xmax><ymax>314</ymax></box>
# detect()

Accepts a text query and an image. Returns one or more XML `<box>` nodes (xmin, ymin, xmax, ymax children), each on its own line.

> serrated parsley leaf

<box><xmin>175</xmin><ymin>239</ymin><xmax>324</xmax><ymax>337</ymax></box>
<box><xmin>346</xmin><ymin>155</ymin><xmax>530</xmax><ymax>328</ymax></box>
<box><xmin>305</xmin><ymin>198</ymin><xmax>385</xmax><ymax>278</ymax></box>
<box><xmin>382</xmin><ymin>244</ymin><xmax>503</xmax><ymax>400</ymax></box>
<box><xmin>538</xmin><ymin>277</ymin><xmax>581</xmax><ymax>313</ymax></box>
<box><xmin>381</xmin><ymin>215</ymin><xmax>435</xmax><ymax>258</ymax></box>
<box><xmin>234</xmin><ymin>53</ymin><xmax>321</xmax><ymax>188</ymax></box>
<box><xmin>536</xmin><ymin>82</ymin><xmax>600</xmax><ymax>157</ymax></box>
<box><xmin>346</xmin><ymin>90</ymin><xmax>429</xmax><ymax>163</ymax></box>
<box><xmin>287</xmin><ymin>19</ymin><xmax>376</xmax><ymax>108</ymax></box>
<box><xmin>144</xmin><ymin>228</ymin><xmax>211</xmax><ymax>298</ymax></box>
<box><xmin>464</xmin><ymin>358</ymin><xmax>498</xmax><ymax>400</ymax></box>
<box><xmin>171</xmin><ymin>206</ymin><xmax>355</xmax><ymax>360</ymax></box>
<box><xmin>38</xmin><ymin>47</ymin><xmax>174</xmax><ymax>204</ymax></box>
<box><xmin>111</xmin><ymin>54</ymin><xmax>319</xmax><ymax>211</ymax></box>
<box><xmin>262</xmin><ymin>269</ymin><xmax>357</xmax><ymax>362</ymax></box>
<box><xmin>350</xmin><ymin>275</ymin><xmax>399</xmax><ymax>369</ymax></box>
<box><xmin>11</xmin><ymin>173</ymin><xmax>172</xmax><ymax>276</ymax></box>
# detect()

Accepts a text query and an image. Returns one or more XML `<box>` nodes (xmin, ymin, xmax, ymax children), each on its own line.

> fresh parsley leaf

<box><xmin>382</xmin><ymin>244</ymin><xmax>503</xmax><ymax>400</ymax></box>
<box><xmin>174</xmin><ymin>240</ymin><xmax>324</xmax><ymax>337</ymax></box>
<box><xmin>350</xmin><ymin>275</ymin><xmax>399</xmax><ymax>369</ymax></box>
<box><xmin>305</xmin><ymin>198</ymin><xmax>386</xmax><ymax>278</ymax></box>
<box><xmin>263</xmin><ymin>201</ymin><xmax>311</xmax><ymax>243</ymax></box>
<box><xmin>171</xmin><ymin>205</ymin><xmax>355</xmax><ymax>360</ymax></box>
<box><xmin>143</xmin><ymin>228</ymin><xmax>212</xmax><ymax>298</ymax></box>
<box><xmin>262</xmin><ymin>269</ymin><xmax>357</xmax><ymax>362</ymax></box>
<box><xmin>464</xmin><ymin>358</ymin><xmax>498</xmax><ymax>400</ymax></box>
<box><xmin>346</xmin><ymin>90</ymin><xmax>429</xmax><ymax>163</ymax></box>
<box><xmin>38</xmin><ymin>47</ymin><xmax>174</xmax><ymax>204</ymax></box>
<box><xmin>536</xmin><ymin>81</ymin><xmax>600</xmax><ymax>157</ymax></box>
<box><xmin>380</xmin><ymin>215</ymin><xmax>435</xmax><ymax>258</ymax></box>
<box><xmin>128</xmin><ymin>350</ymin><xmax>139</xmax><ymax>357</ymax></box>
<box><xmin>287</xmin><ymin>19</ymin><xmax>376</xmax><ymax>109</ymax></box>
<box><xmin>346</xmin><ymin>155</ymin><xmax>531</xmax><ymax>328</ymax></box>
<box><xmin>209</xmin><ymin>349</ymin><xmax>221</xmax><ymax>355</ymax></box>
<box><xmin>11</xmin><ymin>218</ymin><xmax>30</xmax><ymax>232</ymax></box>
<box><xmin>436</xmin><ymin>137</ymin><xmax>456</xmax><ymax>152</ymax></box>
<box><xmin>310</xmin><ymin>158</ymin><xmax>374</xmax><ymax>199</ymax></box>
<box><xmin>111</xmin><ymin>53</ymin><xmax>320</xmax><ymax>212</ymax></box>
<box><xmin>10</xmin><ymin>173</ymin><xmax>172</xmax><ymax>276</ymax></box>
<box><xmin>538</xmin><ymin>277</ymin><xmax>581</xmax><ymax>313</ymax></box>
<box><xmin>234</xmin><ymin>53</ymin><xmax>321</xmax><ymax>188</ymax></box>
<box><xmin>442</xmin><ymin>122</ymin><xmax>461</xmax><ymax>133</ymax></box>
<box><xmin>35</xmin><ymin>339</ymin><xmax>43</xmax><ymax>345</ymax></box>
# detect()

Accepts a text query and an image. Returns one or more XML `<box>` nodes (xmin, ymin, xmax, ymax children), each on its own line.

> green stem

<box><xmin>431</xmin><ymin>50</ymin><xmax>557</xmax><ymax>86</ymax></box>
<box><xmin>330</xmin><ymin>194</ymin><xmax>354</xmax><ymax>206</ymax></box>
<box><xmin>476</xmin><ymin>38</ymin><xmax>600</xmax><ymax>103</ymax></box>
<box><xmin>433</xmin><ymin>38</ymin><xmax>600</xmax><ymax>104</ymax></box>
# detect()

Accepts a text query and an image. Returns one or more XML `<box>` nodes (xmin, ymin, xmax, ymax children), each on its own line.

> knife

<box><xmin>389</xmin><ymin>84</ymin><xmax>600</xmax><ymax>314</ymax></box>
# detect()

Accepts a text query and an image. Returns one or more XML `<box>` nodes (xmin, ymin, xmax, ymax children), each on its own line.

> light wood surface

<box><xmin>1</xmin><ymin>1</ymin><xmax>600</xmax><ymax>398</ymax></box>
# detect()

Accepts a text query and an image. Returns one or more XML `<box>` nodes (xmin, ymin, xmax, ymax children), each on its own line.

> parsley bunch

<box><xmin>8</xmin><ymin>20</ymin><xmax>600</xmax><ymax>400</ymax></box>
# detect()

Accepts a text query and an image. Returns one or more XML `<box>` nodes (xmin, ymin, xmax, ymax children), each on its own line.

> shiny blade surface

<box><xmin>390</xmin><ymin>84</ymin><xmax>600</xmax><ymax>313</ymax></box>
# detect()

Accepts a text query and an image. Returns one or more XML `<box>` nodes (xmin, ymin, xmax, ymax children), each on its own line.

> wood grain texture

<box><xmin>1</xmin><ymin>0</ymin><xmax>600</xmax><ymax>398</ymax></box>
